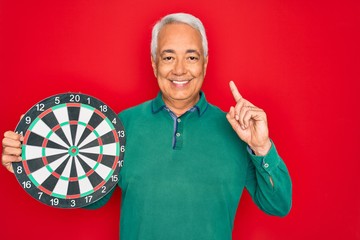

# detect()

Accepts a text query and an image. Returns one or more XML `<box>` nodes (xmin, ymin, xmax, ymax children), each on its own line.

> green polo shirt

<box><xmin>87</xmin><ymin>92</ymin><xmax>292</xmax><ymax>240</ymax></box>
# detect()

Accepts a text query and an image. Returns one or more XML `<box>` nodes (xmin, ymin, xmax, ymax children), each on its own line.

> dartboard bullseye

<box><xmin>12</xmin><ymin>93</ymin><xmax>125</xmax><ymax>208</ymax></box>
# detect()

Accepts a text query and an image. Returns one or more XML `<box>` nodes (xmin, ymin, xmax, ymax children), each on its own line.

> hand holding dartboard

<box><xmin>11</xmin><ymin>93</ymin><xmax>125</xmax><ymax>208</ymax></box>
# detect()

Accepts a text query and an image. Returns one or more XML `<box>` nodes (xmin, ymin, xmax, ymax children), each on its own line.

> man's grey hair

<box><xmin>151</xmin><ymin>13</ymin><xmax>208</xmax><ymax>60</ymax></box>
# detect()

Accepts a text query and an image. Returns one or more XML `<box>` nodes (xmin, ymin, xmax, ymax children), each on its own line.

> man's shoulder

<box><xmin>119</xmin><ymin>99</ymin><xmax>152</xmax><ymax>116</ymax></box>
<box><xmin>205</xmin><ymin>102</ymin><xmax>227</xmax><ymax>118</ymax></box>
<box><xmin>118</xmin><ymin>99</ymin><xmax>152</xmax><ymax>123</ymax></box>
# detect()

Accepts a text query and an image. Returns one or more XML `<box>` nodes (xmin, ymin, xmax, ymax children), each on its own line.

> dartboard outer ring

<box><xmin>12</xmin><ymin>92</ymin><xmax>125</xmax><ymax>208</ymax></box>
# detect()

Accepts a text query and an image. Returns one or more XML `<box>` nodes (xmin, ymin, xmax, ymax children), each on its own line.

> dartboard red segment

<box><xmin>13</xmin><ymin>93</ymin><xmax>125</xmax><ymax>208</ymax></box>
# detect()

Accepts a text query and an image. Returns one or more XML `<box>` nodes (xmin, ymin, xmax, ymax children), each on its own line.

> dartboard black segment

<box><xmin>13</xmin><ymin>93</ymin><xmax>125</xmax><ymax>208</ymax></box>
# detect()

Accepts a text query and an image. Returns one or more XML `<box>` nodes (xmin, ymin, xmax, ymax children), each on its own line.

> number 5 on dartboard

<box><xmin>12</xmin><ymin>92</ymin><xmax>126</xmax><ymax>208</ymax></box>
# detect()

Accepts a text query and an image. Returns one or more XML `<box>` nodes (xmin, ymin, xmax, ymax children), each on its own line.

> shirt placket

<box><xmin>164</xmin><ymin>107</ymin><xmax>196</xmax><ymax>150</ymax></box>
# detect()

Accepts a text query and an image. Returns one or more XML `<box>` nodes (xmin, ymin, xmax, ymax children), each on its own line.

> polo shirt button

<box><xmin>176</xmin><ymin>133</ymin><xmax>181</xmax><ymax>137</ymax></box>
<box><xmin>177</xmin><ymin>118</ymin><xmax>181</xmax><ymax>123</ymax></box>
<box><xmin>263</xmin><ymin>163</ymin><xmax>269</xmax><ymax>168</ymax></box>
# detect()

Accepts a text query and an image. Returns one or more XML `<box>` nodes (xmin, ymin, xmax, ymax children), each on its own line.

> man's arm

<box><xmin>226</xmin><ymin>81</ymin><xmax>292</xmax><ymax>216</ymax></box>
<box><xmin>245</xmin><ymin>142</ymin><xmax>292</xmax><ymax>216</ymax></box>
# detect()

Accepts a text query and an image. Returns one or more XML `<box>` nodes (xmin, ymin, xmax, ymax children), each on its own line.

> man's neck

<box><xmin>163</xmin><ymin>95</ymin><xmax>200</xmax><ymax>117</ymax></box>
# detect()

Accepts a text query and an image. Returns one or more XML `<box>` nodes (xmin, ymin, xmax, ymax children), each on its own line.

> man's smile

<box><xmin>169</xmin><ymin>79</ymin><xmax>193</xmax><ymax>87</ymax></box>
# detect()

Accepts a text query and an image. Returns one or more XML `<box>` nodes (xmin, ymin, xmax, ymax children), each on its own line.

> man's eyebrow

<box><xmin>160</xmin><ymin>49</ymin><xmax>201</xmax><ymax>55</ymax></box>
<box><xmin>186</xmin><ymin>49</ymin><xmax>200</xmax><ymax>55</ymax></box>
<box><xmin>160</xmin><ymin>49</ymin><xmax>175</xmax><ymax>54</ymax></box>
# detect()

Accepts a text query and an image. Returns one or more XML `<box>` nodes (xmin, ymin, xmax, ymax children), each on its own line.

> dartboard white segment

<box><xmin>79</xmin><ymin>146</ymin><xmax>101</xmax><ymax>155</ymax></box>
<box><xmin>52</xmin><ymin>105</ymin><xmax>70</xmax><ymax>125</ymax></box>
<box><xmin>13</xmin><ymin>92</ymin><xmax>125</xmax><ymax>208</ymax></box>
<box><xmin>52</xmin><ymin>106</ymin><xmax>73</xmax><ymax>145</ymax></box>
<box><xmin>78</xmin><ymin>177</ymin><xmax>94</xmax><ymax>195</ymax></box>
<box><xmin>93</xmin><ymin>119</ymin><xmax>113</xmax><ymax>137</ymax></box>
<box><xmin>52</xmin><ymin>178</ymin><xmax>70</xmax><ymax>196</ymax></box>
<box><xmin>60</xmin><ymin>157</ymin><xmax>73</xmax><ymax>178</ymax></box>
<box><xmin>78</xmin><ymin>105</ymin><xmax>94</xmax><ymax>124</ymax></box>
<box><xmin>74</xmin><ymin>123</ymin><xmax>86</xmax><ymax>146</ymax></box>
<box><xmin>28</xmin><ymin>119</ymin><xmax>52</xmax><ymax>138</ymax></box>
<box><xmin>44</xmin><ymin>147</ymin><xmax>69</xmax><ymax>157</ymax></box>
<box><xmin>23</xmin><ymin>146</ymin><xmax>44</xmax><ymax>160</ymax></box>
<box><xmin>93</xmin><ymin>163</ymin><xmax>112</xmax><ymax>180</ymax></box>
<box><xmin>102</xmin><ymin>143</ymin><xmax>119</xmax><ymax>156</ymax></box>
<box><xmin>30</xmin><ymin>166</ymin><xmax>52</xmax><ymax>186</ymax></box>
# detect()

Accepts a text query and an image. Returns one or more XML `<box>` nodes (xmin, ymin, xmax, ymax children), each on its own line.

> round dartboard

<box><xmin>12</xmin><ymin>93</ymin><xmax>125</xmax><ymax>208</ymax></box>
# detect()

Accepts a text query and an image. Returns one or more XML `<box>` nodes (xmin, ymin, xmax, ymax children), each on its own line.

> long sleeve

<box><xmin>245</xmin><ymin>141</ymin><xmax>292</xmax><ymax>216</ymax></box>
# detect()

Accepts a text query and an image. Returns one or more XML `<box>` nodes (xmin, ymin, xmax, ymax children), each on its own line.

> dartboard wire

<box><xmin>75</xmin><ymin>108</ymin><xmax>105</xmax><ymax>148</ymax></box>
<box><xmin>25</xmin><ymin>154</ymin><xmax>70</xmax><ymax>189</ymax></box>
<box><xmin>77</xmin><ymin>151</ymin><xmax>118</xmax><ymax>182</ymax></box>
<box><xmin>76</xmin><ymin>108</ymin><xmax>110</xmax><ymax>149</ymax></box>
<box><xmin>77</xmin><ymin>122</ymin><xmax>119</xmax><ymax>162</ymax></box>
<box><xmin>52</xmin><ymin>177</ymin><xmax>70</xmax><ymax>199</ymax></box>
<box><xmin>76</xmin><ymin>153</ymin><xmax>110</xmax><ymax>180</ymax></box>
<box><xmin>37</xmin><ymin>103</ymin><xmax>73</xmax><ymax>147</ymax></box>
<box><xmin>22</xmin><ymin>145</ymin><xmax>68</xmax><ymax>164</ymax></box>
<box><xmin>52</xmin><ymin>104</ymin><xmax>74</xmax><ymax>146</ymax></box>
<box><xmin>22</xmin><ymin>123</ymin><xmax>73</xmax><ymax>180</ymax></box>
<box><xmin>77</xmin><ymin>128</ymin><xmax>120</xmax><ymax>171</ymax></box>
<box><xmin>77</xmin><ymin>126</ymin><xmax>98</xmax><ymax>149</ymax></box>
<box><xmin>80</xmin><ymin>153</ymin><xmax>113</xmax><ymax>182</ymax></box>
<box><xmin>23</xmin><ymin>136</ymin><xmax>118</xmax><ymax>180</ymax></box>
<box><xmin>24</xmin><ymin>117</ymin><xmax>98</xmax><ymax>192</ymax></box>
<box><xmin>74</xmin><ymin>155</ymin><xmax>106</xmax><ymax>196</ymax></box>
<box><xmin>43</xmin><ymin>118</ymin><xmax>109</xmax><ymax>199</ymax></box>
<box><xmin>29</xmin><ymin>122</ymin><xmax>113</xmax><ymax>199</ymax></box>
<box><xmin>24</xmin><ymin>116</ymin><xmax>70</xmax><ymax>149</ymax></box>
<box><xmin>74</xmin><ymin>104</ymin><xmax>96</xmax><ymax>146</ymax></box>
<box><xmin>52</xmin><ymin>156</ymin><xmax>76</xmax><ymax>199</ymax></box>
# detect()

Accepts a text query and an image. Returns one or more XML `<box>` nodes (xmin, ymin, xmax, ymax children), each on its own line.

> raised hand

<box><xmin>226</xmin><ymin>81</ymin><xmax>271</xmax><ymax>156</ymax></box>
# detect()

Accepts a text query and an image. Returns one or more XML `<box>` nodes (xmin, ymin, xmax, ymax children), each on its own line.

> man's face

<box><xmin>152</xmin><ymin>23</ymin><xmax>208</xmax><ymax>108</ymax></box>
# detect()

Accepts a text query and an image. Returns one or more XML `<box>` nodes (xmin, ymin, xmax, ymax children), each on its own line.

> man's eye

<box><xmin>188</xmin><ymin>56</ymin><xmax>198</xmax><ymax>61</ymax></box>
<box><xmin>163</xmin><ymin>56</ymin><xmax>173</xmax><ymax>61</ymax></box>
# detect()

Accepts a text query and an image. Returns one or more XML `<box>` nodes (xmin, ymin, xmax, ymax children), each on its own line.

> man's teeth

<box><xmin>173</xmin><ymin>81</ymin><xmax>189</xmax><ymax>85</ymax></box>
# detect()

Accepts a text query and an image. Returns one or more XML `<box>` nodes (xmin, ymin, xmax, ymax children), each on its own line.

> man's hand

<box><xmin>226</xmin><ymin>81</ymin><xmax>272</xmax><ymax>156</ymax></box>
<box><xmin>2</xmin><ymin>131</ymin><xmax>23</xmax><ymax>173</ymax></box>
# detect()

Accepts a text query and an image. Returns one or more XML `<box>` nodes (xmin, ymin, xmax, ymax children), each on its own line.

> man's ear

<box><xmin>203</xmin><ymin>55</ymin><xmax>209</xmax><ymax>77</ymax></box>
<box><xmin>151</xmin><ymin>55</ymin><xmax>157</xmax><ymax>77</ymax></box>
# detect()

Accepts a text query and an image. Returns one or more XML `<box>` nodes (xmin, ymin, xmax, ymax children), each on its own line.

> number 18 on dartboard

<box><xmin>12</xmin><ymin>93</ymin><xmax>126</xmax><ymax>208</ymax></box>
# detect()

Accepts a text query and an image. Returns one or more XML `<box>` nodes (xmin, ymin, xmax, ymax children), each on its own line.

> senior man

<box><xmin>2</xmin><ymin>13</ymin><xmax>292</xmax><ymax>240</ymax></box>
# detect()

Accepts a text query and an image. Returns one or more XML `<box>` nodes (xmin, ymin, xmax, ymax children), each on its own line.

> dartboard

<box><xmin>12</xmin><ymin>93</ymin><xmax>125</xmax><ymax>208</ymax></box>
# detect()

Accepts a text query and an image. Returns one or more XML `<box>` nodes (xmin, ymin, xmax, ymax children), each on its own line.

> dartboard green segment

<box><xmin>13</xmin><ymin>93</ymin><xmax>125</xmax><ymax>208</ymax></box>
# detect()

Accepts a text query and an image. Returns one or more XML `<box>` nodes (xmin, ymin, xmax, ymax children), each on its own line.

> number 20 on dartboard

<box><xmin>12</xmin><ymin>93</ymin><xmax>126</xmax><ymax>208</ymax></box>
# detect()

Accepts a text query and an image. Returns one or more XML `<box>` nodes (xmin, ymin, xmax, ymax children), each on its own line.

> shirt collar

<box><xmin>151</xmin><ymin>91</ymin><xmax>208</xmax><ymax>116</ymax></box>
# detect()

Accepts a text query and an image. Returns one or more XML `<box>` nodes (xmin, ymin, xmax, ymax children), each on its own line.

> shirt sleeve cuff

<box><xmin>247</xmin><ymin>140</ymin><xmax>280</xmax><ymax>173</ymax></box>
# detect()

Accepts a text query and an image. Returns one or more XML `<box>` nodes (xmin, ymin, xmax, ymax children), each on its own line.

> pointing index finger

<box><xmin>229</xmin><ymin>81</ymin><xmax>242</xmax><ymax>102</ymax></box>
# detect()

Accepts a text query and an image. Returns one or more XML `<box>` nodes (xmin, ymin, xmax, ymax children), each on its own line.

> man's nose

<box><xmin>173</xmin><ymin>59</ymin><xmax>186</xmax><ymax>75</ymax></box>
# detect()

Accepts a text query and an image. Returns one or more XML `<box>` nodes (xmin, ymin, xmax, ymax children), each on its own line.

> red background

<box><xmin>1</xmin><ymin>1</ymin><xmax>359</xmax><ymax>239</ymax></box>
